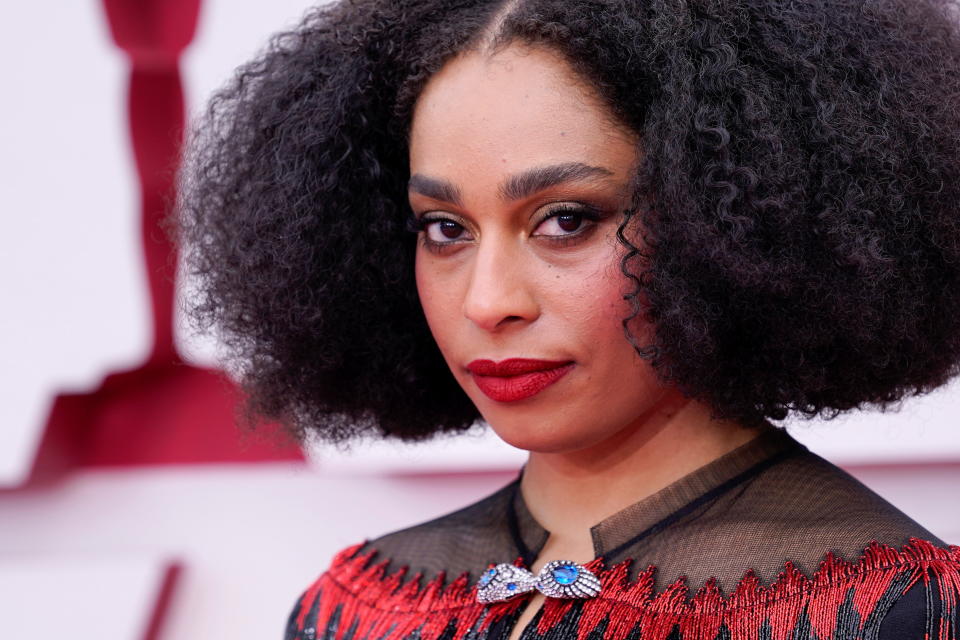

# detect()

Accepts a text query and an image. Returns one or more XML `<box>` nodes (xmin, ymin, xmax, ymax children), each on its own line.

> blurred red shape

<box><xmin>19</xmin><ymin>0</ymin><xmax>304</xmax><ymax>489</ymax></box>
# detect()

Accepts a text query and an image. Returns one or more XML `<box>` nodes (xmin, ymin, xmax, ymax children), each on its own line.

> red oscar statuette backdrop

<box><xmin>27</xmin><ymin>0</ymin><xmax>304</xmax><ymax>486</ymax></box>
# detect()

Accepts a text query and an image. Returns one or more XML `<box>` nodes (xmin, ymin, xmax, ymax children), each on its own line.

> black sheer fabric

<box><xmin>368</xmin><ymin>426</ymin><xmax>944</xmax><ymax>593</ymax></box>
<box><xmin>285</xmin><ymin>426</ymin><xmax>956</xmax><ymax>639</ymax></box>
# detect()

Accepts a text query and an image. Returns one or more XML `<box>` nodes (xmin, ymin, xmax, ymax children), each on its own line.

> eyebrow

<box><xmin>501</xmin><ymin>162</ymin><xmax>615</xmax><ymax>202</ymax></box>
<box><xmin>407</xmin><ymin>162</ymin><xmax>615</xmax><ymax>207</ymax></box>
<box><xmin>407</xmin><ymin>174</ymin><xmax>464</xmax><ymax>207</ymax></box>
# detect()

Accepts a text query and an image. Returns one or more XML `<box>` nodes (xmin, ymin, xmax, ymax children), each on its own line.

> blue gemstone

<box><xmin>506</xmin><ymin>582</ymin><xmax>517</xmax><ymax>591</ymax></box>
<box><xmin>552</xmin><ymin>564</ymin><xmax>579</xmax><ymax>585</ymax></box>
<box><xmin>479</xmin><ymin>568</ymin><xmax>496</xmax><ymax>587</ymax></box>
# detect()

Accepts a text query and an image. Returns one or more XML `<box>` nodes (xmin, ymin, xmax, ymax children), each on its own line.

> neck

<box><xmin>519</xmin><ymin>389</ymin><xmax>769</xmax><ymax>550</ymax></box>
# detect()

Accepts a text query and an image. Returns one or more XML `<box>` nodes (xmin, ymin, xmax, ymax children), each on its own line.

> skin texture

<box><xmin>408</xmin><ymin>46</ymin><xmax>762</xmax><ymax>638</ymax></box>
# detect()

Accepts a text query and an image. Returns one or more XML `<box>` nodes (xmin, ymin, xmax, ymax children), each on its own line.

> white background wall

<box><xmin>1</xmin><ymin>2</ymin><xmax>958</xmax><ymax>639</ymax></box>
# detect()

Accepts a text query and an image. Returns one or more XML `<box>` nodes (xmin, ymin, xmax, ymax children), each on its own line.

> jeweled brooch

<box><xmin>476</xmin><ymin>560</ymin><xmax>601</xmax><ymax>603</ymax></box>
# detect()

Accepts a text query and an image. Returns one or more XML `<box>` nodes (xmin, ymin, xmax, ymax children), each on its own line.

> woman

<box><xmin>175</xmin><ymin>0</ymin><xmax>960</xmax><ymax>638</ymax></box>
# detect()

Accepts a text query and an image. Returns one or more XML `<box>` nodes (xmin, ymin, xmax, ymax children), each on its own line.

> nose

<box><xmin>462</xmin><ymin>237</ymin><xmax>539</xmax><ymax>332</ymax></box>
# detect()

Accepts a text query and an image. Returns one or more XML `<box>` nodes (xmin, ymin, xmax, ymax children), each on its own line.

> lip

<box><xmin>466</xmin><ymin>358</ymin><xmax>574</xmax><ymax>402</ymax></box>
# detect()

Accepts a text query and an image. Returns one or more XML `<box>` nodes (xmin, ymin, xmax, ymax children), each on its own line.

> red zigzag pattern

<box><xmin>294</xmin><ymin>537</ymin><xmax>960</xmax><ymax>640</ymax></box>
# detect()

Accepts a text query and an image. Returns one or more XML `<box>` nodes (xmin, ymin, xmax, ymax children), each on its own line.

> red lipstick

<box><xmin>466</xmin><ymin>358</ymin><xmax>574</xmax><ymax>402</ymax></box>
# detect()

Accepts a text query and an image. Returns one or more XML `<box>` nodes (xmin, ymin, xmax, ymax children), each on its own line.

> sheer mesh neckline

<box><xmin>364</xmin><ymin>421</ymin><xmax>945</xmax><ymax>594</ymax></box>
<box><xmin>510</xmin><ymin>425</ymin><xmax>809</xmax><ymax>560</ymax></box>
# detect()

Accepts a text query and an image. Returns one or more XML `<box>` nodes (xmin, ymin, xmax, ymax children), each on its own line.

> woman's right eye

<box><xmin>424</xmin><ymin>219</ymin><xmax>473</xmax><ymax>244</ymax></box>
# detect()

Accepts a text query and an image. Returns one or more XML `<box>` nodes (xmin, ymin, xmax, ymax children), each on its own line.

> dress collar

<box><xmin>509</xmin><ymin>425</ymin><xmax>808</xmax><ymax>562</ymax></box>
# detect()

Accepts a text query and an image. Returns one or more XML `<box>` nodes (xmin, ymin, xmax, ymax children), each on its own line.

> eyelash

<box><xmin>405</xmin><ymin>205</ymin><xmax>605</xmax><ymax>253</ymax></box>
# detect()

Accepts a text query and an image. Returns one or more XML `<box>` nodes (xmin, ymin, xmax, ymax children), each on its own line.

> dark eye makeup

<box><xmin>405</xmin><ymin>204</ymin><xmax>607</xmax><ymax>253</ymax></box>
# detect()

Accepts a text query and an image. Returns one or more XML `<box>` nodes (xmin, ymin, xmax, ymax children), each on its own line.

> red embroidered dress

<box><xmin>285</xmin><ymin>427</ymin><xmax>960</xmax><ymax>639</ymax></box>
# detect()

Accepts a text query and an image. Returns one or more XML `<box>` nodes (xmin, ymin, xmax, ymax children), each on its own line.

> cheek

<box><xmin>415</xmin><ymin>253</ymin><xmax>460</xmax><ymax>352</ymax></box>
<box><xmin>562</xmin><ymin>249</ymin><xmax>636</xmax><ymax>352</ymax></box>
<box><xmin>565</xmin><ymin>255</ymin><xmax>660</xmax><ymax>395</ymax></box>
<box><xmin>414</xmin><ymin>254</ymin><xmax>438</xmax><ymax>327</ymax></box>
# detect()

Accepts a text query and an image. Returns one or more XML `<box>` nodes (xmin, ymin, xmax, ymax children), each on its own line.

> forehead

<box><xmin>408</xmin><ymin>44</ymin><xmax>637</xmax><ymax>182</ymax></box>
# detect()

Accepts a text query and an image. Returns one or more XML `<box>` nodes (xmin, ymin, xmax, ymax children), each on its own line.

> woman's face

<box><xmin>408</xmin><ymin>43</ymin><xmax>669</xmax><ymax>453</ymax></box>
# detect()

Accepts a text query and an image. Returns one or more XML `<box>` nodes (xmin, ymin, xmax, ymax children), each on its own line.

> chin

<box><xmin>488</xmin><ymin>421</ymin><xmax>603</xmax><ymax>454</ymax></box>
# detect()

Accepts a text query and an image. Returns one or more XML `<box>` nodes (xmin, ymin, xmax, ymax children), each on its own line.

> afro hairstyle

<box><xmin>174</xmin><ymin>0</ymin><xmax>960</xmax><ymax>444</ymax></box>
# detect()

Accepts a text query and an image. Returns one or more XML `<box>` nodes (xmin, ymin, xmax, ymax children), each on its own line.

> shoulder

<box><xmin>282</xmin><ymin>479</ymin><xmax>521</xmax><ymax>640</ymax></box>
<box><xmin>360</xmin><ymin>476</ymin><xmax>523</xmax><ymax>584</ymax></box>
<box><xmin>877</xmin><ymin>563</ymin><xmax>951</xmax><ymax>640</ymax></box>
<box><xmin>765</xmin><ymin>447</ymin><xmax>940</xmax><ymax>527</ymax></box>
<box><xmin>281</xmin><ymin>534</ymin><xmax>501</xmax><ymax>640</ymax></box>
<box><xmin>628</xmin><ymin>439</ymin><xmax>954</xmax><ymax>604</ymax></box>
<box><xmin>665</xmin><ymin>538</ymin><xmax>960</xmax><ymax>640</ymax></box>
<box><xmin>706</xmin><ymin>445</ymin><xmax>960</xmax><ymax>638</ymax></box>
<box><xmin>734</xmin><ymin>446</ymin><xmax>949</xmax><ymax>560</ymax></box>
<box><xmin>282</xmin><ymin>542</ymin><xmax>370</xmax><ymax>640</ymax></box>
<box><xmin>809</xmin><ymin>538</ymin><xmax>960</xmax><ymax>640</ymax></box>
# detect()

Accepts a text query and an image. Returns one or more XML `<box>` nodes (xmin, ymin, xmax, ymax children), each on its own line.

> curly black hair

<box><xmin>173</xmin><ymin>0</ymin><xmax>960</xmax><ymax>445</ymax></box>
